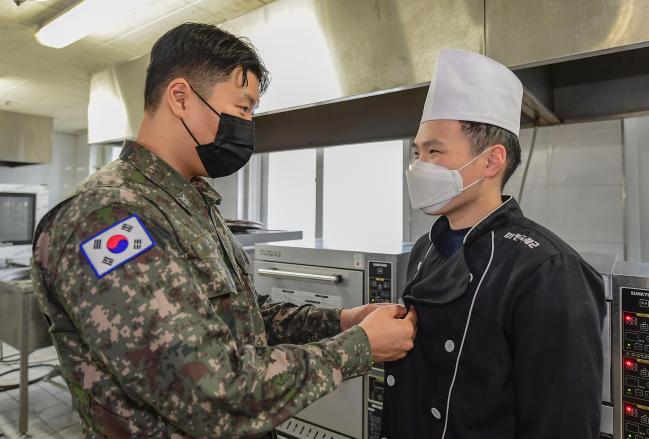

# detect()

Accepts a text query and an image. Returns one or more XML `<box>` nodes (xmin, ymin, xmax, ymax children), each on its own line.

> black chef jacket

<box><xmin>381</xmin><ymin>196</ymin><xmax>605</xmax><ymax>439</ymax></box>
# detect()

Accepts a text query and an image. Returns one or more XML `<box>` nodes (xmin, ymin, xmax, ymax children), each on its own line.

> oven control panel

<box><xmin>368</xmin><ymin>262</ymin><xmax>392</xmax><ymax>303</ymax></box>
<box><xmin>622</xmin><ymin>287</ymin><xmax>649</xmax><ymax>438</ymax></box>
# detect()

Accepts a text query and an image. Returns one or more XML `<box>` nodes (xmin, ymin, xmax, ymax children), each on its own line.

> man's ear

<box><xmin>484</xmin><ymin>144</ymin><xmax>507</xmax><ymax>179</ymax></box>
<box><xmin>166</xmin><ymin>79</ymin><xmax>190</xmax><ymax>117</ymax></box>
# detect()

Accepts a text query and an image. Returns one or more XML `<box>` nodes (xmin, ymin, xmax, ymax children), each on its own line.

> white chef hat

<box><xmin>421</xmin><ymin>48</ymin><xmax>523</xmax><ymax>136</ymax></box>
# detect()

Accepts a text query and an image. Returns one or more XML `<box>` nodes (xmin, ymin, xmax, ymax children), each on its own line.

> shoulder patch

<box><xmin>80</xmin><ymin>214</ymin><xmax>156</xmax><ymax>278</ymax></box>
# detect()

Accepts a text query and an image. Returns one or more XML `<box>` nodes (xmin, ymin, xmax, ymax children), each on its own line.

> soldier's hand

<box><xmin>339</xmin><ymin>303</ymin><xmax>393</xmax><ymax>331</ymax></box>
<box><xmin>359</xmin><ymin>304</ymin><xmax>417</xmax><ymax>362</ymax></box>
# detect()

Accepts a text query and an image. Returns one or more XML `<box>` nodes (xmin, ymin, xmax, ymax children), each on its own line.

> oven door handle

<box><xmin>257</xmin><ymin>268</ymin><xmax>342</xmax><ymax>284</ymax></box>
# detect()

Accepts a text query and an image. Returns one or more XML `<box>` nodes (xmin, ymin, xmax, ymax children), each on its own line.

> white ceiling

<box><xmin>0</xmin><ymin>0</ymin><xmax>275</xmax><ymax>133</ymax></box>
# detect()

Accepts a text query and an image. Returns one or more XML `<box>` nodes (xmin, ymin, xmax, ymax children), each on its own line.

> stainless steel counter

<box><xmin>0</xmin><ymin>267</ymin><xmax>51</xmax><ymax>352</ymax></box>
<box><xmin>0</xmin><ymin>267</ymin><xmax>53</xmax><ymax>435</ymax></box>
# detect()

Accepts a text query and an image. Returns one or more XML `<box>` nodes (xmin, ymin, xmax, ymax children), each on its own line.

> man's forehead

<box><xmin>412</xmin><ymin>138</ymin><xmax>445</xmax><ymax>148</ymax></box>
<box><xmin>215</xmin><ymin>72</ymin><xmax>260</xmax><ymax>107</ymax></box>
<box><xmin>413</xmin><ymin>120</ymin><xmax>464</xmax><ymax>147</ymax></box>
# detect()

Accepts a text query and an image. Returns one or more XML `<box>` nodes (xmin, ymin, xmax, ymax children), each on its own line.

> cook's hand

<box><xmin>340</xmin><ymin>303</ymin><xmax>393</xmax><ymax>331</ymax></box>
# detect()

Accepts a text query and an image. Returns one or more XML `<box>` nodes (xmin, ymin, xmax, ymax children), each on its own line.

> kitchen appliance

<box><xmin>0</xmin><ymin>184</ymin><xmax>49</xmax><ymax>268</ymax></box>
<box><xmin>254</xmin><ymin>240</ymin><xmax>412</xmax><ymax>439</ymax></box>
<box><xmin>594</xmin><ymin>255</ymin><xmax>649</xmax><ymax>438</ymax></box>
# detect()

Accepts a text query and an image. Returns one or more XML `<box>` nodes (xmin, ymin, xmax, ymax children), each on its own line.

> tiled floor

<box><xmin>0</xmin><ymin>344</ymin><xmax>82</xmax><ymax>439</ymax></box>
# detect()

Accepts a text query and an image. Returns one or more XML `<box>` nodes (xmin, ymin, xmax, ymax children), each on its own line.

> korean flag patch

<box><xmin>80</xmin><ymin>214</ymin><xmax>156</xmax><ymax>279</ymax></box>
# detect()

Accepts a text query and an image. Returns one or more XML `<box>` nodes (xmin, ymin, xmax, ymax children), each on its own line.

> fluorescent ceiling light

<box><xmin>35</xmin><ymin>0</ymin><xmax>126</xmax><ymax>49</ymax></box>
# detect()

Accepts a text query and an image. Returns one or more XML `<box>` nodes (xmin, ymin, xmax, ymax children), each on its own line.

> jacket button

<box><xmin>444</xmin><ymin>340</ymin><xmax>455</xmax><ymax>353</ymax></box>
<box><xmin>386</xmin><ymin>375</ymin><xmax>395</xmax><ymax>386</ymax></box>
<box><xmin>431</xmin><ymin>407</ymin><xmax>442</xmax><ymax>419</ymax></box>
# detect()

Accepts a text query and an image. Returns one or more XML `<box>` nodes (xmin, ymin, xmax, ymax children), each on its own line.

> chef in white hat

<box><xmin>380</xmin><ymin>49</ymin><xmax>605</xmax><ymax>439</ymax></box>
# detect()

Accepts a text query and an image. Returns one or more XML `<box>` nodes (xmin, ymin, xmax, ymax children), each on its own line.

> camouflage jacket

<box><xmin>30</xmin><ymin>141</ymin><xmax>372</xmax><ymax>438</ymax></box>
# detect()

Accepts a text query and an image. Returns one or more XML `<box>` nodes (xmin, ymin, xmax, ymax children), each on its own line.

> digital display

<box><xmin>0</xmin><ymin>193</ymin><xmax>36</xmax><ymax>245</ymax></box>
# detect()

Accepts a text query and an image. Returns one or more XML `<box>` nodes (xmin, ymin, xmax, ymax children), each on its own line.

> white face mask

<box><xmin>406</xmin><ymin>148</ymin><xmax>490</xmax><ymax>215</ymax></box>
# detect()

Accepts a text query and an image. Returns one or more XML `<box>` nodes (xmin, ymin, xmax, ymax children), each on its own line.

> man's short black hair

<box><xmin>459</xmin><ymin>121</ymin><xmax>521</xmax><ymax>188</ymax></box>
<box><xmin>144</xmin><ymin>22</ymin><xmax>270</xmax><ymax>111</ymax></box>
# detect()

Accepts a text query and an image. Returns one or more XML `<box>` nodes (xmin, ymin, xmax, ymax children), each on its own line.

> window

<box><xmin>111</xmin><ymin>145</ymin><xmax>122</xmax><ymax>162</ymax></box>
<box><xmin>322</xmin><ymin>140</ymin><xmax>403</xmax><ymax>247</ymax></box>
<box><xmin>267</xmin><ymin>149</ymin><xmax>317</xmax><ymax>241</ymax></box>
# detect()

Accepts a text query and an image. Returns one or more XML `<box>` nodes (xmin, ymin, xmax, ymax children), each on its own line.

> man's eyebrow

<box><xmin>412</xmin><ymin>139</ymin><xmax>445</xmax><ymax>149</ymax></box>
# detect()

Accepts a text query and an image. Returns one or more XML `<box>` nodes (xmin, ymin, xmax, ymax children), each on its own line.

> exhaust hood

<box><xmin>0</xmin><ymin>110</ymin><xmax>52</xmax><ymax>167</ymax></box>
<box><xmin>88</xmin><ymin>0</ymin><xmax>484</xmax><ymax>144</ymax></box>
<box><xmin>87</xmin><ymin>54</ymin><xmax>150</xmax><ymax>144</ymax></box>
<box><xmin>87</xmin><ymin>0</ymin><xmax>649</xmax><ymax>148</ymax></box>
<box><xmin>488</xmin><ymin>0</ymin><xmax>649</xmax><ymax>125</ymax></box>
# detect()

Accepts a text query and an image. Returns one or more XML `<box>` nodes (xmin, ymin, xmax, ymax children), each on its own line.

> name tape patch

<box><xmin>503</xmin><ymin>232</ymin><xmax>540</xmax><ymax>249</ymax></box>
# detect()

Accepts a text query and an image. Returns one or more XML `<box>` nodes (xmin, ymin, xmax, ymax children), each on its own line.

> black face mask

<box><xmin>181</xmin><ymin>85</ymin><xmax>255</xmax><ymax>178</ymax></box>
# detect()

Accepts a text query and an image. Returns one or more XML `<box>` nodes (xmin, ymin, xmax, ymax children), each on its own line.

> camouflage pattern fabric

<box><xmin>31</xmin><ymin>141</ymin><xmax>372</xmax><ymax>438</ymax></box>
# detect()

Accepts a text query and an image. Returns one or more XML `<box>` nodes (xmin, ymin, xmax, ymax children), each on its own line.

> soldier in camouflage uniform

<box><xmin>31</xmin><ymin>23</ymin><xmax>416</xmax><ymax>438</ymax></box>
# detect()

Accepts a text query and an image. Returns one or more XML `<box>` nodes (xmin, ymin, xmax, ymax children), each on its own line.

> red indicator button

<box><xmin>626</xmin><ymin>404</ymin><xmax>638</xmax><ymax>417</ymax></box>
<box><xmin>625</xmin><ymin>358</ymin><xmax>640</xmax><ymax>372</ymax></box>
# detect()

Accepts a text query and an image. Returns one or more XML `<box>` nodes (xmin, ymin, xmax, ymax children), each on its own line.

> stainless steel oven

<box><xmin>605</xmin><ymin>257</ymin><xmax>649</xmax><ymax>438</ymax></box>
<box><xmin>254</xmin><ymin>240</ymin><xmax>412</xmax><ymax>439</ymax></box>
<box><xmin>585</xmin><ymin>254</ymin><xmax>649</xmax><ymax>438</ymax></box>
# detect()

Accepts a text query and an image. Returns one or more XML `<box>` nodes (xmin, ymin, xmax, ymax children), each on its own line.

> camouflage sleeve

<box><xmin>232</xmin><ymin>238</ymin><xmax>342</xmax><ymax>345</ymax></box>
<box><xmin>257</xmin><ymin>296</ymin><xmax>342</xmax><ymax>345</ymax></box>
<box><xmin>50</xmin><ymin>203</ymin><xmax>372</xmax><ymax>438</ymax></box>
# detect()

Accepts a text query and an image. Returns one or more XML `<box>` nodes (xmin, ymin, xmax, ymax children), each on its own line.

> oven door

<box><xmin>255</xmin><ymin>260</ymin><xmax>365</xmax><ymax>439</ymax></box>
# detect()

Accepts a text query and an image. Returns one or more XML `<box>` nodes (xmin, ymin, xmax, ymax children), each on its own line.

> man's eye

<box><xmin>240</xmin><ymin>106</ymin><xmax>250</xmax><ymax>113</ymax></box>
<box><xmin>429</xmin><ymin>149</ymin><xmax>439</xmax><ymax>155</ymax></box>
